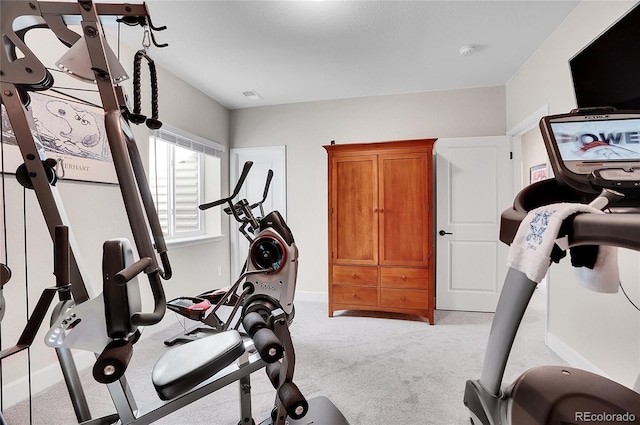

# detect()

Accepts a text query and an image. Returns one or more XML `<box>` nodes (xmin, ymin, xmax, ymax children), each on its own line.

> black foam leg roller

<box><xmin>93</xmin><ymin>339</ymin><xmax>133</xmax><ymax>384</ymax></box>
<box><xmin>252</xmin><ymin>327</ymin><xmax>283</xmax><ymax>363</ymax></box>
<box><xmin>266</xmin><ymin>361</ymin><xmax>282</xmax><ymax>389</ymax></box>
<box><xmin>278</xmin><ymin>381</ymin><xmax>308</xmax><ymax>420</ymax></box>
<box><xmin>242</xmin><ymin>311</ymin><xmax>267</xmax><ymax>337</ymax></box>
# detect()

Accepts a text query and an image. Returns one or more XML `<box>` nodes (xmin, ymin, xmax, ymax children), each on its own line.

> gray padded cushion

<box><xmin>152</xmin><ymin>330</ymin><xmax>245</xmax><ymax>400</ymax></box>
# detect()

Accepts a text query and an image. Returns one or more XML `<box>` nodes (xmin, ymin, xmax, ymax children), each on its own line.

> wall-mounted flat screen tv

<box><xmin>570</xmin><ymin>3</ymin><xmax>640</xmax><ymax>110</ymax></box>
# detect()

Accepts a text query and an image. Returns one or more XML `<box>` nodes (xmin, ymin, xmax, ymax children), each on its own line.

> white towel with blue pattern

<box><xmin>506</xmin><ymin>203</ymin><xmax>619</xmax><ymax>293</ymax></box>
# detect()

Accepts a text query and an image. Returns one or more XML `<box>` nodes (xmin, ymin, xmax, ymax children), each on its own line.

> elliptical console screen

<box><xmin>540</xmin><ymin>110</ymin><xmax>640</xmax><ymax>195</ymax></box>
<box><xmin>549</xmin><ymin>116</ymin><xmax>640</xmax><ymax>174</ymax></box>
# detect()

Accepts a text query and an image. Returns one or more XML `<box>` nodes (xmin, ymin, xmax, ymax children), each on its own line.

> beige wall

<box><xmin>506</xmin><ymin>0</ymin><xmax>640</xmax><ymax>389</ymax></box>
<box><xmin>230</xmin><ymin>87</ymin><xmax>506</xmax><ymax>293</ymax></box>
<box><xmin>1</xmin><ymin>27</ymin><xmax>231</xmax><ymax>401</ymax></box>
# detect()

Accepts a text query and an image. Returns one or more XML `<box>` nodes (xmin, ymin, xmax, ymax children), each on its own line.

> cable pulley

<box><xmin>0</xmin><ymin>264</ymin><xmax>10</xmax><ymax>322</ymax></box>
<box><xmin>0</xmin><ymin>265</ymin><xmax>10</xmax><ymax>288</ymax></box>
<box><xmin>116</xmin><ymin>16</ymin><xmax>168</xmax><ymax>47</ymax></box>
<box><xmin>15</xmin><ymin>158</ymin><xmax>58</xmax><ymax>189</ymax></box>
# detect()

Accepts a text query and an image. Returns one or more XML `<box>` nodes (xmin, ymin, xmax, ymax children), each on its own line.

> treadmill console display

<box><xmin>540</xmin><ymin>110</ymin><xmax>640</xmax><ymax>196</ymax></box>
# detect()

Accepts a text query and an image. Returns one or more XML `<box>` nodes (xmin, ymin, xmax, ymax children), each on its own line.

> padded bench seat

<box><xmin>152</xmin><ymin>330</ymin><xmax>245</xmax><ymax>400</ymax></box>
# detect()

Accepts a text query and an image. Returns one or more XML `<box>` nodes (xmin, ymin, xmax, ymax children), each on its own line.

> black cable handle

<box><xmin>146</xmin><ymin>57</ymin><xmax>162</xmax><ymax>130</ymax></box>
<box><xmin>131</xmin><ymin>50</ymin><xmax>162</xmax><ymax>130</ymax></box>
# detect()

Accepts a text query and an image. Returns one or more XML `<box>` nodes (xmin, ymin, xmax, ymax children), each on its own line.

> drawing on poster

<box><xmin>530</xmin><ymin>163</ymin><xmax>548</xmax><ymax>184</ymax></box>
<box><xmin>1</xmin><ymin>92</ymin><xmax>117</xmax><ymax>184</ymax></box>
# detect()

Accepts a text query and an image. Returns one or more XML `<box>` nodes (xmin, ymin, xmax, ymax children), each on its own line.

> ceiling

<box><xmin>116</xmin><ymin>1</ymin><xmax>581</xmax><ymax>110</ymax></box>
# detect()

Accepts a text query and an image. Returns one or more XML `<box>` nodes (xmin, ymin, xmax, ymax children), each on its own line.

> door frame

<box><xmin>506</xmin><ymin>104</ymin><xmax>549</xmax><ymax>196</ymax></box>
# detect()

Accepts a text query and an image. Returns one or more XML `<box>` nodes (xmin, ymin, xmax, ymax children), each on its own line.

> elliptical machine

<box><xmin>464</xmin><ymin>108</ymin><xmax>640</xmax><ymax>425</ymax></box>
<box><xmin>164</xmin><ymin>161</ymin><xmax>298</xmax><ymax>345</ymax></box>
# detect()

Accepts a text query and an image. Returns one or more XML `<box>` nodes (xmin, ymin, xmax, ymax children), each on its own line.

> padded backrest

<box><xmin>102</xmin><ymin>239</ymin><xmax>142</xmax><ymax>339</ymax></box>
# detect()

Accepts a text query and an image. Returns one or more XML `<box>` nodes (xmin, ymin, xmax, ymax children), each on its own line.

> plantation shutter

<box><xmin>150</xmin><ymin>124</ymin><xmax>224</xmax><ymax>239</ymax></box>
<box><xmin>150</xmin><ymin>141</ymin><xmax>170</xmax><ymax>235</ymax></box>
<box><xmin>173</xmin><ymin>146</ymin><xmax>201</xmax><ymax>234</ymax></box>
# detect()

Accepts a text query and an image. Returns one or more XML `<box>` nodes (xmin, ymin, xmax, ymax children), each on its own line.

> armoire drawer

<box><xmin>380</xmin><ymin>288</ymin><xmax>428</xmax><ymax>310</ymax></box>
<box><xmin>380</xmin><ymin>267</ymin><xmax>429</xmax><ymax>289</ymax></box>
<box><xmin>332</xmin><ymin>286</ymin><xmax>378</xmax><ymax>306</ymax></box>
<box><xmin>332</xmin><ymin>265</ymin><xmax>378</xmax><ymax>286</ymax></box>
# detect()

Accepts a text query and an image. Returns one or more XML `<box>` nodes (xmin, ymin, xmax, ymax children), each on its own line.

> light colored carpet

<box><xmin>2</xmin><ymin>291</ymin><xmax>565</xmax><ymax>424</ymax></box>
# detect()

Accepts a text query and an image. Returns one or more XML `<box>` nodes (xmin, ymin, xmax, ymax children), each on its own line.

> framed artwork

<box><xmin>1</xmin><ymin>92</ymin><xmax>117</xmax><ymax>184</ymax></box>
<box><xmin>530</xmin><ymin>163</ymin><xmax>548</xmax><ymax>184</ymax></box>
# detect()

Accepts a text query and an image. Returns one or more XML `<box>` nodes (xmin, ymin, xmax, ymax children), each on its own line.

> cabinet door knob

<box><xmin>351</xmin><ymin>273</ymin><xmax>357</xmax><ymax>278</ymax></box>
<box><xmin>401</xmin><ymin>275</ymin><xmax>406</xmax><ymax>280</ymax></box>
<box><xmin>401</xmin><ymin>296</ymin><xmax>407</xmax><ymax>302</ymax></box>
<box><xmin>373</xmin><ymin>208</ymin><xmax>378</xmax><ymax>213</ymax></box>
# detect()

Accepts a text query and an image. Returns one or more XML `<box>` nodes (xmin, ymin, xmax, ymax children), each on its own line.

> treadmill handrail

<box><xmin>502</xmin><ymin>206</ymin><xmax>640</xmax><ymax>251</ymax></box>
<box><xmin>500</xmin><ymin>180</ymin><xmax>640</xmax><ymax>249</ymax></box>
<box><xmin>569</xmin><ymin>213</ymin><xmax>640</xmax><ymax>251</ymax></box>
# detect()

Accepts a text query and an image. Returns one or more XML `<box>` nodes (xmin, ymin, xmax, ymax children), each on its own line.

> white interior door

<box><xmin>435</xmin><ymin>136</ymin><xmax>512</xmax><ymax>312</ymax></box>
<box><xmin>229</xmin><ymin>146</ymin><xmax>287</xmax><ymax>279</ymax></box>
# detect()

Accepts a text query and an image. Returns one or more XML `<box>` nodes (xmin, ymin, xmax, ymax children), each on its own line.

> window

<box><xmin>149</xmin><ymin>124</ymin><xmax>224</xmax><ymax>244</ymax></box>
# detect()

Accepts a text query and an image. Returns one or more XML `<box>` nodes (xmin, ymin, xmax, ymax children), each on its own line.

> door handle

<box><xmin>438</xmin><ymin>230</ymin><xmax>453</xmax><ymax>236</ymax></box>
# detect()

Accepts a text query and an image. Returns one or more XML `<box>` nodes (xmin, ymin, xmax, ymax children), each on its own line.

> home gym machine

<box><xmin>1</xmin><ymin>1</ymin><xmax>349</xmax><ymax>424</ymax></box>
<box><xmin>0</xmin><ymin>226</ymin><xmax>74</xmax><ymax>425</ymax></box>
<box><xmin>164</xmin><ymin>162</ymin><xmax>299</xmax><ymax>346</ymax></box>
<box><xmin>463</xmin><ymin>108</ymin><xmax>640</xmax><ymax>425</ymax></box>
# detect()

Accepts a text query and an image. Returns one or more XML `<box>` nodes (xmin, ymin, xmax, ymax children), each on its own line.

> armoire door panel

<box><xmin>331</xmin><ymin>156</ymin><xmax>378</xmax><ymax>265</ymax></box>
<box><xmin>378</xmin><ymin>153</ymin><xmax>430</xmax><ymax>266</ymax></box>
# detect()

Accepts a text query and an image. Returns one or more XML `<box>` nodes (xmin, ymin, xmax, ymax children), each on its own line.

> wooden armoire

<box><xmin>324</xmin><ymin>139</ymin><xmax>436</xmax><ymax>324</ymax></box>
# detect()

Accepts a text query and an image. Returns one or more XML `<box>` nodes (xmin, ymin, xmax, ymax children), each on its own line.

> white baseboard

<box><xmin>2</xmin><ymin>350</ymin><xmax>95</xmax><ymax>409</ymax></box>
<box><xmin>547</xmin><ymin>332</ymin><xmax>640</xmax><ymax>391</ymax></box>
<box><xmin>294</xmin><ymin>291</ymin><xmax>327</xmax><ymax>303</ymax></box>
<box><xmin>546</xmin><ymin>331</ymin><xmax>610</xmax><ymax>378</ymax></box>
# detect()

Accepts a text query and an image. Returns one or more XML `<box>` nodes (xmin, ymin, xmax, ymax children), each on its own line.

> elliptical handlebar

<box><xmin>199</xmin><ymin>161</ymin><xmax>253</xmax><ymax>213</ymax></box>
<box><xmin>198</xmin><ymin>197</ymin><xmax>229</xmax><ymax>210</ymax></box>
<box><xmin>231</xmin><ymin>161</ymin><xmax>254</xmax><ymax>200</ymax></box>
<box><xmin>249</xmin><ymin>169</ymin><xmax>274</xmax><ymax>218</ymax></box>
<box><xmin>198</xmin><ymin>162</ymin><xmax>274</xmax><ymax>227</ymax></box>
<box><xmin>251</xmin><ymin>169</ymin><xmax>274</xmax><ymax>209</ymax></box>
<box><xmin>224</xmin><ymin>168</ymin><xmax>274</xmax><ymax>219</ymax></box>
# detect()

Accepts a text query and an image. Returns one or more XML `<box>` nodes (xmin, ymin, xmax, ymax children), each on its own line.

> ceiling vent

<box><xmin>242</xmin><ymin>90</ymin><xmax>263</xmax><ymax>100</ymax></box>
